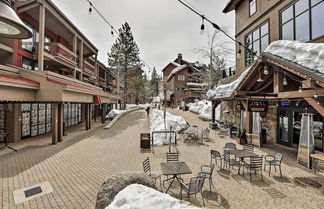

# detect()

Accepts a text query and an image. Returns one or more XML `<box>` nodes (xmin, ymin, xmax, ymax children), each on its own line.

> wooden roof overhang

<box><xmin>233</xmin><ymin>52</ymin><xmax>324</xmax><ymax>116</ymax></box>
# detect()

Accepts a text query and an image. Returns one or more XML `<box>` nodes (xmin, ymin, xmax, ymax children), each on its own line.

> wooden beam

<box><xmin>278</xmin><ymin>89</ymin><xmax>324</xmax><ymax>98</ymax></box>
<box><xmin>305</xmin><ymin>98</ymin><xmax>324</xmax><ymax>116</ymax></box>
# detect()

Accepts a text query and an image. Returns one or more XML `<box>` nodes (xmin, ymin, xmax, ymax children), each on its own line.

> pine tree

<box><xmin>150</xmin><ymin>67</ymin><xmax>161</xmax><ymax>96</ymax></box>
<box><xmin>108</xmin><ymin>22</ymin><xmax>142</xmax><ymax>107</ymax></box>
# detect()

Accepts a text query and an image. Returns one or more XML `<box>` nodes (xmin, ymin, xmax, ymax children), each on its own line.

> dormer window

<box><xmin>250</xmin><ymin>0</ymin><xmax>256</xmax><ymax>16</ymax></box>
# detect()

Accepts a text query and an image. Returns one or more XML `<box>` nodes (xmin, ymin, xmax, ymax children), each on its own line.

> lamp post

<box><xmin>0</xmin><ymin>0</ymin><xmax>32</xmax><ymax>39</ymax></box>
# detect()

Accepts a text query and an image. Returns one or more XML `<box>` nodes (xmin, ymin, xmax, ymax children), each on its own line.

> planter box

<box><xmin>237</xmin><ymin>137</ymin><xmax>247</xmax><ymax>145</ymax></box>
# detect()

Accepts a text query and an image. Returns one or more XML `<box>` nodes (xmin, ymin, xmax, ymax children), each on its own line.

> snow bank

<box><xmin>188</xmin><ymin>100</ymin><xmax>219</xmax><ymax>121</ymax></box>
<box><xmin>264</xmin><ymin>40</ymin><xmax>324</xmax><ymax>73</ymax></box>
<box><xmin>206</xmin><ymin>68</ymin><xmax>250</xmax><ymax>100</ymax></box>
<box><xmin>150</xmin><ymin>110</ymin><xmax>188</xmax><ymax>146</ymax></box>
<box><xmin>188</xmin><ymin>100</ymin><xmax>210</xmax><ymax>114</ymax></box>
<box><xmin>106</xmin><ymin>109</ymin><xmax>126</xmax><ymax>120</ymax></box>
<box><xmin>106</xmin><ymin>184</ymin><xmax>200</xmax><ymax>209</ymax></box>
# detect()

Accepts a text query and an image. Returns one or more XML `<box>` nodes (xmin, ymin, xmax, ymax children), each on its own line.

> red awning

<box><xmin>94</xmin><ymin>96</ymin><xmax>102</xmax><ymax>104</ymax></box>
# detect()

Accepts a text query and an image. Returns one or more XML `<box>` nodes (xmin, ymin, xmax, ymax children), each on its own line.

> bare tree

<box><xmin>193</xmin><ymin>28</ymin><xmax>234</xmax><ymax>88</ymax></box>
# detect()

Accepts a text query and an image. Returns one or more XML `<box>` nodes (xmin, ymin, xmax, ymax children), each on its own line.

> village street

<box><xmin>0</xmin><ymin>109</ymin><xmax>323</xmax><ymax>209</ymax></box>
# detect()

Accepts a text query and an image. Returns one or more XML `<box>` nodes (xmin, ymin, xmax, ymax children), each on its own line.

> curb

<box><xmin>104</xmin><ymin>107</ymin><xmax>144</xmax><ymax>129</ymax></box>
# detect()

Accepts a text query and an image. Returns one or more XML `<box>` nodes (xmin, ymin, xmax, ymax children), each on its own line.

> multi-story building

<box><xmin>224</xmin><ymin>0</ymin><xmax>324</xmax><ymax>74</ymax></box>
<box><xmin>162</xmin><ymin>53</ymin><xmax>208</xmax><ymax>105</ymax></box>
<box><xmin>0</xmin><ymin>0</ymin><xmax>120</xmax><ymax>144</ymax></box>
<box><xmin>209</xmin><ymin>0</ymin><xmax>324</xmax><ymax>157</ymax></box>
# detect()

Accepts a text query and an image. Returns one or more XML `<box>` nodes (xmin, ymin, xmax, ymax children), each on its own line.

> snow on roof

<box><xmin>171</xmin><ymin>61</ymin><xmax>181</xmax><ymax>67</ymax></box>
<box><xmin>206</xmin><ymin>67</ymin><xmax>251</xmax><ymax>100</ymax></box>
<box><xmin>264</xmin><ymin>40</ymin><xmax>324</xmax><ymax>73</ymax></box>
<box><xmin>187</xmin><ymin>82</ymin><xmax>208</xmax><ymax>87</ymax></box>
<box><xmin>167</xmin><ymin>65</ymin><xmax>187</xmax><ymax>81</ymax></box>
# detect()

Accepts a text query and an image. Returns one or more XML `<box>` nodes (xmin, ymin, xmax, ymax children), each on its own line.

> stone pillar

<box><xmin>52</xmin><ymin>104</ymin><xmax>59</xmax><ymax>144</ymax></box>
<box><xmin>6</xmin><ymin>104</ymin><xmax>21</xmax><ymax>143</ymax></box>
<box><xmin>58</xmin><ymin>104</ymin><xmax>64</xmax><ymax>142</ymax></box>
<box><xmin>85</xmin><ymin>104</ymin><xmax>91</xmax><ymax>130</ymax></box>
<box><xmin>38</xmin><ymin>4</ymin><xmax>45</xmax><ymax>71</ymax></box>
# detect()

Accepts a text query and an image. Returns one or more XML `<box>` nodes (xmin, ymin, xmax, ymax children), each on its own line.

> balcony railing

<box><xmin>36</xmin><ymin>42</ymin><xmax>77</xmax><ymax>66</ymax></box>
<box><xmin>83</xmin><ymin>60</ymin><xmax>95</xmax><ymax>75</ymax></box>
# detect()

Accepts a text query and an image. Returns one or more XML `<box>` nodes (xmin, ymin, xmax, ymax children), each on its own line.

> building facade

<box><xmin>162</xmin><ymin>54</ymin><xmax>208</xmax><ymax>105</ymax></box>
<box><xmin>0</xmin><ymin>0</ymin><xmax>120</xmax><ymax>144</ymax></box>
<box><xmin>212</xmin><ymin>0</ymin><xmax>324</xmax><ymax>156</ymax></box>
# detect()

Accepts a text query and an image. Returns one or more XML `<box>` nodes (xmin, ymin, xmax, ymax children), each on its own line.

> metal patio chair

<box><xmin>210</xmin><ymin>150</ymin><xmax>223</xmax><ymax>169</ymax></box>
<box><xmin>142</xmin><ymin>157</ymin><xmax>162</xmax><ymax>188</ymax></box>
<box><xmin>264</xmin><ymin>153</ymin><xmax>283</xmax><ymax>178</ymax></box>
<box><xmin>224</xmin><ymin>142</ymin><xmax>237</xmax><ymax>151</ymax></box>
<box><xmin>166</xmin><ymin>152</ymin><xmax>179</xmax><ymax>162</ymax></box>
<box><xmin>223</xmin><ymin>152</ymin><xmax>241</xmax><ymax>174</ymax></box>
<box><xmin>197</xmin><ymin>164</ymin><xmax>215</xmax><ymax>191</ymax></box>
<box><xmin>243</xmin><ymin>144</ymin><xmax>254</xmax><ymax>152</ymax></box>
<box><xmin>179</xmin><ymin>176</ymin><xmax>206</xmax><ymax>206</ymax></box>
<box><xmin>243</xmin><ymin>155</ymin><xmax>264</xmax><ymax>182</ymax></box>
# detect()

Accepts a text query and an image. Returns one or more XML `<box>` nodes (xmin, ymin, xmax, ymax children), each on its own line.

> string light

<box><xmin>200</xmin><ymin>15</ymin><xmax>205</xmax><ymax>35</ymax></box>
<box><xmin>111</xmin><ymin>26</ymin><xmax>114</xmax><ymax>37</ymax></box>
<box><xmin>283</xmin><ymin>74</ymin><xmax>288</xmax><ymax>86</ymax></box>
<box><xmin>88</xmin><ymin>2</ymin><xmax>92</xmax><ymax>15</ymax></box>
<box><xmin>263</xmin><ymin>64</ymin><xmax>269</xmax><ymax>75</ymax></box>
<box><xmin>237</xmin><ymin>44</ymin><xmax>242</xmax><ymax>59</ymax></box>
<box><xmin>299</xmin><ymin>86</ymin><xmax>302</xmax><ymax>93</ymax></box>
<box><xmin>314</xmin><ymin>91</ymin><xmax>318</xmax><ymax>99</ymax></box>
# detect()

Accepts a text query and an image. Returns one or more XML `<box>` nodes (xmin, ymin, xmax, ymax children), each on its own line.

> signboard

<box><xmin>248</xmin><ymin>100</ymin><xmax>268</xmax><ymax>112</ymax></box>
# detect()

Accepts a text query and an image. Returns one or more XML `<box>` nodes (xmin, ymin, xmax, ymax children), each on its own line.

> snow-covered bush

<box><xmin>150</xmin><ymin>110</ymin><xmax>188</xmax><ymax>146</ymax></box>
<box><xmin>105</xmin><ymin>109</ymin><xmax>126</xmax><ymax>120</ymax></box>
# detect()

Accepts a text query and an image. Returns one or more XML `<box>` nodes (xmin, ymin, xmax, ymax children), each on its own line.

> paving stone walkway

<box><xmin>0</xmin><ymin>109</ymin><xmax>323</xmax><ymax>209</ymax></box>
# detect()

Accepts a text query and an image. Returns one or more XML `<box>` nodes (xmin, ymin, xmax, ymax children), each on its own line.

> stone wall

<box><xmin>261</xmin><ymin>106</ymin><xmax>277</xmax><ymax>143</ymax></box>
<box><xmin>219</xmin><ymin>101</ymin><xmax>241</xmax><ymax>128</ymax></box>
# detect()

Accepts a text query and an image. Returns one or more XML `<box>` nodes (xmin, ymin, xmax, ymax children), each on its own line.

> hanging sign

<box><xmin>248</xmin><ymin>100</ymin><xmax>268</xmax><ymax>112</ymax></box>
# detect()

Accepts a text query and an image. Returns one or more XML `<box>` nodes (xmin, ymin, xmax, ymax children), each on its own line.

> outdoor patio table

<box><xmin>225</xmin><ymin>149</ymin><xmax>258</xmax><ymax>175</ymax></box>
<box><xmin>160</xmin><ymin>161</ymin><xmax>192</xmax><ymax>193</ymax></box>
<box><xmin>183</xmin><ymin>127</ymin><xmax>199</xmax><ymax>142</ymax></box>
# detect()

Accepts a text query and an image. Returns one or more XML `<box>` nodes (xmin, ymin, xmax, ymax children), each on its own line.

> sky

<box><xmin>51</xmin><ymin>0</ymin><xmax>235</xmax><ymax>75</ymax></box>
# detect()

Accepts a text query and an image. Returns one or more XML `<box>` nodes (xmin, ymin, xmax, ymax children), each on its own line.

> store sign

<box><xmin>248</xmin><ymin>100</ymin><xmax>268</xmax><ymax>112</ymax></box>
<box><xmin>280</xmin><ymin>99</ymin><xmax>290</xmax><ymax>107</ymax></box>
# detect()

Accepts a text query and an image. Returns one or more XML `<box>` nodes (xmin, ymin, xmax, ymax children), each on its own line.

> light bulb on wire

<box><xmin>283</xmin><ymin>74</ymin><xmax>288</xmax><ymax>86</ymax></box>
<box><xmin>263</xmin><ymin>64</ymin><xmax>269</xmax><ymax>75</ymax></box>
<box><xmin>314</xmin><ymin>91</ymin><xmax>318</xmax><ymax>99</ymax></box>
<box><xmin>88</xmin><ymin>2</ymin><xmax>93</xmax><ymax>15</ymax></box>
<box><xmin>299</xmin><ymin>86</ymin><xmax>302</xmax><ymax>93</ymax></box>
<box><xmin>237</xmin><ymin>48</ymin><xmax>242</xmax><ymax>59</ymax></box>
<box><xmin>111</xmin><ymin>27</ymin><xmax>114</xmax><ymax>37</ymax></box>
<box><xmin>200</xmin><ymin>16</ymin><xmax>205</xmax><ymax>35</ymax></box>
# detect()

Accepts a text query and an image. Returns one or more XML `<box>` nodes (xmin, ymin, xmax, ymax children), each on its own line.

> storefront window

<box><xmin>22</xmin><ymin>58</ymin><xmax>38</xmax><ymax>70</ymax></box>
<box><xmin>280</xmin><ymin>0</ymin><xmax>324</xmax><ymax>41</ymax></box>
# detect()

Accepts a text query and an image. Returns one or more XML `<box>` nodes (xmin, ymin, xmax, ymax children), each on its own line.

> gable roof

<box><xmin>223</xmin><ymin>0</ymin><xmax>244</xmax><ymax>13</ymax></box>
<box><xmin>161</xmin><ymin>62</ymin><xmax>180</xmax><ymax>72</ymax></box>
<box><xmin>167</xmin><ymin>65</ymin><xmax>200</xmax><ymax>82</ymax></box>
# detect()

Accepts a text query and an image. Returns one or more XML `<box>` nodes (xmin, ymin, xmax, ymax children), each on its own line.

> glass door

<box><xmin>278</xmin><ymin>110</ymin><xmax>291</xmax><ymax>146</ymax></box>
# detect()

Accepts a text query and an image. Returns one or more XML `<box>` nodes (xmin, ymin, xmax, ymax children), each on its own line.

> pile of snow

<box><xmin>264</xmin><ymin>40</ymin><xmax>324</xmax><ymax>73</ymax></box>
<box><xmin>206</xmin><ymin>68</ymin><xmax>250</xmax><ymax>99</ymax></box>
<box><xmin>106</xmin><ymin>109</ymin><xmax>126</xmax><ymax>120</ymax></box>
<box><xmin>187</xmin><ymin>82</ymin><xmax>208</xmax><ymax>87</ymax></box>
<box><xmin>188</xmin><ymin>100</ymin><xmax>219</xmax><ymax>121</ymax></box>
<box><xmin>106</xmin><ymin>104</ymin><xmax>148</xmax><ymax>120</ymax></box>
<box><xmin>152</xmin><ymin>96</ymin><xmax>161</xmax><ymax>103</ymax></box>
<box><xmin>106</xmin><ymin>184</ymin><xmax>200</xmax><ymax>209</ymax></box>
<box><xmin>150</xmin><ymin>110</ymin><xmax>188</xmax><ymax>146</ymax></box>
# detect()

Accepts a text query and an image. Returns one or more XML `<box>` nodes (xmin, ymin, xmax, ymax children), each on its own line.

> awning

<box><xmin>0</xmin><ymin>74</ymin><xmax>39</xmax><ymax>89</ymax></box>
<box><xmin>94</xmin><ymin>96</ymin><xmax>102</xmax><ymax>104</ymax></box>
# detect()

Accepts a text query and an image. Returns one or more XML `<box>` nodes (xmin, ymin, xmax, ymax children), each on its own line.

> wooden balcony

<box><xmin>36</xmin><ymin>42</ymin><xmax>77</xmax><ymax>67</ymax></box>
<box><xmin>83</xmin><ymin>60</ymin><xmax>95</xmax><ymax>75</ymax></box>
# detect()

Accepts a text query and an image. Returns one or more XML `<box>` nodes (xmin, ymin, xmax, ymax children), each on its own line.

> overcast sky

<box><xmin>52</xmin><ymin>0</ymin><xmax>235</xmax><ymax>75</ymax></box>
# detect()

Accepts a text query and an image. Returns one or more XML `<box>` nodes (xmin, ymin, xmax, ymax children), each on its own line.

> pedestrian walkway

<box><xmin>0</xmin><ymin>110</ymin><xmax>150</xmax><ymax>209</ymax></box>
<box><xmin>0</xmin><ymin>109</ymin><xmax>323</xmax><ymax>209</ymax></box>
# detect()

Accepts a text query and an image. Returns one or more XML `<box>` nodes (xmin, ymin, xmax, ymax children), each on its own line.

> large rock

<box><xmin>95</xmin><ymin>172</ymin><xmax>157</xmax><ymax>209</ymax></box>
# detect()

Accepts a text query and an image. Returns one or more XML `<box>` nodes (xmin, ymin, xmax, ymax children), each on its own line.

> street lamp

<box><xmin>0</xmin><ymin>0</ymin><xmax>32</xmax><ymax>39</ymax></box>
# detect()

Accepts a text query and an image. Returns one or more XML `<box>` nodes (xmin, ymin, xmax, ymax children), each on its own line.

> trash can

<box><xmin>261</xmin><ymin>129</ymin><xmax>267</xmax><ymax>144</ymax></box>
<box><xmin>140</xmin><ymin>133</ymin><xmax>151</xmax><ymax>148</ymax></box>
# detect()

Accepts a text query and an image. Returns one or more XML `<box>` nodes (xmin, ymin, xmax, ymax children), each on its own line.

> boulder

<box><xmin>95</xmin><ymin>171</ymin><xmax>157</xmax><ymax>209</ymax></box>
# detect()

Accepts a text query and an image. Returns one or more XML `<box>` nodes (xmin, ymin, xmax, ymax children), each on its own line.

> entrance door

<box><xmin>278</xmin><ymin>110</ymin><xmax>290</xmax><ymax>146</ymax></box>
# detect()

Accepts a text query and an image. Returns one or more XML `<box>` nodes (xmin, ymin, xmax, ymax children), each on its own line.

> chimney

<box><xmin>177</xmin><ymin>53</ymin><xmax>182</xmax><ymax>65</ymax></box>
